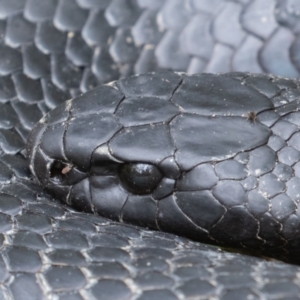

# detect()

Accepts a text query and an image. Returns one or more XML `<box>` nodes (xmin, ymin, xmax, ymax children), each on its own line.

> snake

<box><xmin>2</xmin><ymin>0</ymin><xmax>300</xmax><ymax>299</ymax></box>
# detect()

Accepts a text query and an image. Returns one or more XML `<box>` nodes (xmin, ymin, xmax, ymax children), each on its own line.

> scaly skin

<box><xmin>27</xmin><ymin>72</ymin><xmax>300</xmax><ymax>265</ymax></box>
<box><xmin>1</xmin><ymin>0</ymin><xmax>300</xmax><ymax>299</ymax></box>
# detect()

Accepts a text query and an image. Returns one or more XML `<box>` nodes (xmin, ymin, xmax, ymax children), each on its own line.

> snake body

<box><xmin>2</xmin><ymin>0</ymin><xmax>300</xmax><ymax>299</ymax></box>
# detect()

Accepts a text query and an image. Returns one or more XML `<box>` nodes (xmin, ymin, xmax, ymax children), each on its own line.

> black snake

<box><xmin>2</xmin><ymin>0</ymin><xmax>300</xmax><ymax>299</ymax></box>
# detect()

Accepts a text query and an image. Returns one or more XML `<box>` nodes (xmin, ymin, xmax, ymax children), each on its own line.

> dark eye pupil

<box><xmin>118</xmin><ymin>163</ymin><xmax>162</xmax><ymax>195</ymax></box>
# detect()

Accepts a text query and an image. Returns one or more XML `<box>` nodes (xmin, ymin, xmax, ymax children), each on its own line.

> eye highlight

<box><xmin>118</xmin><ymin>163</ymin><xmax>163</xmax><ymax>195</ymax></box>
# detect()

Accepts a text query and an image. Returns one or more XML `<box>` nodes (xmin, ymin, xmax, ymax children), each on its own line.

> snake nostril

<box><xmin>50</xmin><ymin>161</ymin><xmax>73</xmax><ymax>181</ymax></box>
<box><xmin>47</xmin><ymin>160</ymin><xmax>87</xmax><ymax>187</ymax></box>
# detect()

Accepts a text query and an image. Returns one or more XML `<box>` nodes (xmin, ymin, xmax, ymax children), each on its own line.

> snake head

<box><xmin>27</xmin><ymin>72</ymin><xmax>276</xmax><ymax>247</ymax></box>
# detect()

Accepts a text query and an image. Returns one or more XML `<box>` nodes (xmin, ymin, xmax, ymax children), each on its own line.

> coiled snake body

<box><xmin>2</xmin><ymin>0</ymin><xmax>300</xmax><ymax>299</ymax></box>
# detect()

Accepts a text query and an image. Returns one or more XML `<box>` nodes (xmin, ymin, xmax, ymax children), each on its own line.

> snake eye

<box><xmin>118</xmin><ymin>163</ymin><xmax>163</xmax><ymax>195</ymax></box>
